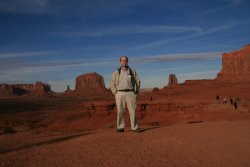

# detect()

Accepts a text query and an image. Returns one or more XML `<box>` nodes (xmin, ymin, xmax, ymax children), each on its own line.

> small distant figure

<box><xmin>223</xmin><ymin>98</ymin><xmax>227</xmax><ymax>104</ymax></box>
<box><xmin>233</xmin><ymin>101</ymin><xmax>238</xmax><ymax>110</ymax></box>
<box><xmin>230</xmin><ymin>97</ymin><xmax>233</xmax><ymax>105</ymax></box>
<box><xmin>150</xmin><ymin>96</ymin><xmax>153</xmax><ymax>101</ymax></box>
<box><xmin>216</xmin><ymin>95</ymin><xmax>220</xmax><ymax>103</ymax></box>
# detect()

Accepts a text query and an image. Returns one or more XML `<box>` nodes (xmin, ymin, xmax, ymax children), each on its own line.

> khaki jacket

<box><xmin>110</xmin><ymin>67</ymin><xmax>141</xmax><ymax>95</ymax></box>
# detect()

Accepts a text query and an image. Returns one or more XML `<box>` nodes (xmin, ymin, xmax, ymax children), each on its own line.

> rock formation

<box><xmin>0</xmin><ymin>82</ymin><xmax>52</xmax><ymax>97</ymax></box>
<box><xmin>69</xmin><ymin>72</ymin><xmax>111</xmax><ymax>98</ymax></box>
<box><xmin>75</xmin><ymin>72</ymin><xmax>106</xmax><ymax>91</ymax></box>
<box><xmin>12</xmin><ymin>82</ymin><xmax>51</xmax><ymax>96</ymax></box>
<box><xmin>168</xmin><ymin>74</ymin><xmax>178</xmax><ymax>86</ymax></box>
<box><xmin>216</xmin><ymin>44</ymin><xmax>250</xmax><ymax>82</ymax></box>
<box><xmin>64</xmin><ymin>85</ymin><xmax>72</xmax><ymax>94</ymax></box>
<box><xmin>0</xmin><ymin>84</ymin><xmax>14</xmax><ymax>97</ymax></box>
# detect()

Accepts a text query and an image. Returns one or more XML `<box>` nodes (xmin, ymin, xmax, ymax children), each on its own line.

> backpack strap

<box><xmin>128</xmin><ymin>68</ymin><xmax>138</xmax><ymax>91</ymax></box>
<box><xmin>117</xmin><ymin>66</ymin><xmax>137</xmax><ymax>90</ymax></box>
<box><xmin>117</xmin><ymin>67</ymin><xmax>121</xmax><ymax>75</ymax></box>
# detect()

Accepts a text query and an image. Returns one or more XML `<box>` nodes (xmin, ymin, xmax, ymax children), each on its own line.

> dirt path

<box><xmin>1</xmin><ymin>120</ymin><xmax>250</xmax><ymax>167</ymax></box>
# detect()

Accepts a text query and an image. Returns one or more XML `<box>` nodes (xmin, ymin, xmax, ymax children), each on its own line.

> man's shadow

<box><xmin>142</xmin><ymin>125</ymin><xmax>161</xmax><ymax>132</ymax></box>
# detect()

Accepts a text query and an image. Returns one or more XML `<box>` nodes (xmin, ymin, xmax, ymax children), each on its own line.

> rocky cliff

<box><xmin>75</xmin><ymin>72</ymin><xmax>106</xmax><ymax>90</ymax></box>
<box><xmin>0</xmin><ymin>82</ymin><xmax>52</xmax><ymax>97</ymax></box>
<box><xmin>216</xmin><ymin>44</ymin><xmax>250</xmax><ymax>82</ymax></box>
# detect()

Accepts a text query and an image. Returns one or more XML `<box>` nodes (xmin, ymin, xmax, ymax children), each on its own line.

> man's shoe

<box><xmin>116</xmin><ymin>128</ymin><xmax>124</xmax><ymax>133</ymax></box>
<box><xmin>132</xmin><ymin>128</ymin><xmax>144</xmax><ymax>133</ymax></box>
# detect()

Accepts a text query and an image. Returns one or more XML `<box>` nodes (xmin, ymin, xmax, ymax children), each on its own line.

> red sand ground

<box><xmin>1</xmin><ymin>81</ymin><xmax>250</xmax><ymax>166</ymax></box>
<box><xmin>1</xmin><ymin>119</ymin><xmax>250</xmax><ymax>167</ymax></box>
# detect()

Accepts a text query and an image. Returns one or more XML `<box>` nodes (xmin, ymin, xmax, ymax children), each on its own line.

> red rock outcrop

<box><xmin>168</xmin><ymin>74</ymin><xmax>178</xmax><ymax>86</ymax></box>
<box><xmin>0</xmin><ymin>82</ymin><xmax>52</xmax><ymax>97</ymax></box>
<box><xmin>183</xmin><ymin>79</ymin><xmax>217</xmax><ymax>85</ymax></box>
<box><xmin>12</xmin><ymin>82</ymin><xmax>51</xmax><ymax>92</ymax></box>
<box><xmin>12</xmin><ymin>81</ymin><xmax>51</xmax><ymax>96</ymax></box>
<box><xmin>216</xmin><ymin>44</ymin><xmax>250</xmax><ymax>82</ymax></box>
<box><xmin>0</xmin><ymin>84</ymin><xmax>14</xmax><ymax>97</ymax></box>
<box><xmin>75</xmin><ymin>72</ymin><xmax>106</xmax><ymax>90</ymax></box>
<box><xmin>64</xmin><ymin>85</ymin><xmax>72</xmax><ymax>94</ymax></box>
<box><xmin>80</xmin><ymin>101</ymin><xmax>116</xmax><ymax>117</ymax></box>
<box><xmin>68</xmin><ymin>72</ymin><xmax>111</xmax><ymax>98</ymax></box>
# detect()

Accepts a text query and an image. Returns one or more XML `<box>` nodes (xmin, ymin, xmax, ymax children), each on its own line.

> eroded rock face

<box><xmin>0</xmin><ymin>84</ymin><xmax>14</xmax><ymax>96</ymax></box>
<box><xmin>68</xmin><ymin>72</ymin><xmax>112</xmax><ymax>98</ymax></box>
<box><xmin>216</xmin><ymin>44</ymin><xmax>250</xmax><ymax>82</ymax></box>
<box><xmin>75</xmin><ymin>72</ymin><xmax>106</xmax><ymax>91</ymax></box>
<box><xmin>12</xmin><ymin>82</ymin><xmax>51</xmax><ymax>95</ymax></box>
<box><xmin>64</xmin><ymin>85</ymin><xmax>72</xmax><ymax>94</ymax></box>
<box><xmin>168</xmin><ymin>74</ymin><xmax>178</xmax><ymax>86</ymax></box>
<box><xmin>0</xmin><ymin>82</ymin><xmax>52</xmax><ymax>97</ymax></box>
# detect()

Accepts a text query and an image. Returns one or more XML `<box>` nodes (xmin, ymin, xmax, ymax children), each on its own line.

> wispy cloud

<box><xmin>196</xmin><ymin>0</ymin><xmax>244</xmax><ymax>18</ymax></box>
<box><xmin>0</xmin><ymin>0</ymin><xmax>50</xmax><ymax>14</ymax></box>
<box><xmin>0</xmin><ymin>59</ymin><xmax>115</xmax><ymax>73</ymax></box>
<box><xmin>0</xmin><ymin>0</ymin><xmax>149</xmax><ymax>19</ymax></box>
<box><xmin>0</xmin><ymin>51</ymin><xmax>221</xmax><ymax>74</ymax></box>
<box><xmin>223</xmin><ymin>0</ymin><xmax>244</xmax><ymax>5</ymax></box>
<box><xmin>64</xmin><ymin>25</ymin><xmax>203</xmax><ymax>37</ymax></box>
<box><xmin>133</xmin><ymin>51</ymin><xmax>221</xmax><ymax>64</ymax></box>
<box><xmin>0</xmin><ymin>50</ymin><xmax>57</xmax><ymax>59</ymax></box>
<box><xmin>131</xmin><ymin>21</ymin><xmax>245</xmax><ymax>50</ymax></box>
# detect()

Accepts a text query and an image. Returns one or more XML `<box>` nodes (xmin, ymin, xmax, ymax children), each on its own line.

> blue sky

<box><xmin>0</xmin><ymin>0</ymin><xmax>250</xmax><ymax>92</ymax></box>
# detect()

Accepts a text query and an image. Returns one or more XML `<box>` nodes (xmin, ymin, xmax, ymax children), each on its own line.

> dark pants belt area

<box><xmin>118</xmin><ymin>89</ymin><xmax>134</xmax><ymax>92</ymax></box>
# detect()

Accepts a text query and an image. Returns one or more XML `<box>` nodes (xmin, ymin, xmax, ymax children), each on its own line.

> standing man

<box><xmin>110</xmin><ymin>55</ymin><xmax>143</xmax><ymax>133</ymax></box>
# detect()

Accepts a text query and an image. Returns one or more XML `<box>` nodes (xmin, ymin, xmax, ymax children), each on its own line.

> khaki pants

<box><xmin>115</xmin><ymin>91</ymin><xmax>139</xmax><ymax>130</ymax></box>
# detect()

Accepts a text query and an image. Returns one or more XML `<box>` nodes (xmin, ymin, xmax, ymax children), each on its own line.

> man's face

<box><xmin>120</xmin><ymin>57</ymin><xmax>128</xmax><ymax>67</ymax></box>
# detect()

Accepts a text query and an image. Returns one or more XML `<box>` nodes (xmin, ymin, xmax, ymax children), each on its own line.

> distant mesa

<box><xmin>75</xmin><ymin>72</ymin><xmax>106</xmax><ymax>90</ymax></box>
<box><xmin>168</xmin><ymin>74</ymin><xmax>178</xmax><ymax>86</ymax></box>
<box><xmin>0</xmin><ymin>72</ymin><xmax>111</xmax><ymax>98</ymax></box>
<box><xmin>216</xmin><ymin>44</ymin><xmax>250</xmax><ymax>82</ymax></box>
<box><xmin>68</xmin><ymin>72</ymin><xmax>111</xmax><ymax>97</ymax></box>
<box><xmin>182</xmin><ymin>44</ymin><xmax>250</xmax><ymax>85</ymax></box>
<box><xmin>0</xmin><ymin>81</ymin><xmax>53</xmax><ymax>98</ymax></box>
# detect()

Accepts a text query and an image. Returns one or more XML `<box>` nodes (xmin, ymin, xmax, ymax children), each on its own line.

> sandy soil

<box><xmin>1</xmin><ymin>118</ymin><xmax>250</xmax><ymax>167</ymax></box>
<box><xmin>1</xmin><ymin>82</ymin><xmax>250</xmax><ymax>166</ymax></box>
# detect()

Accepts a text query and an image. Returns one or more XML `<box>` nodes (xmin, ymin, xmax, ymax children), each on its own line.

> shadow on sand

<box><xmin>0</xmin><ymin>132</ymin><xmax>93</xmax><ymax>155</ymax></box>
